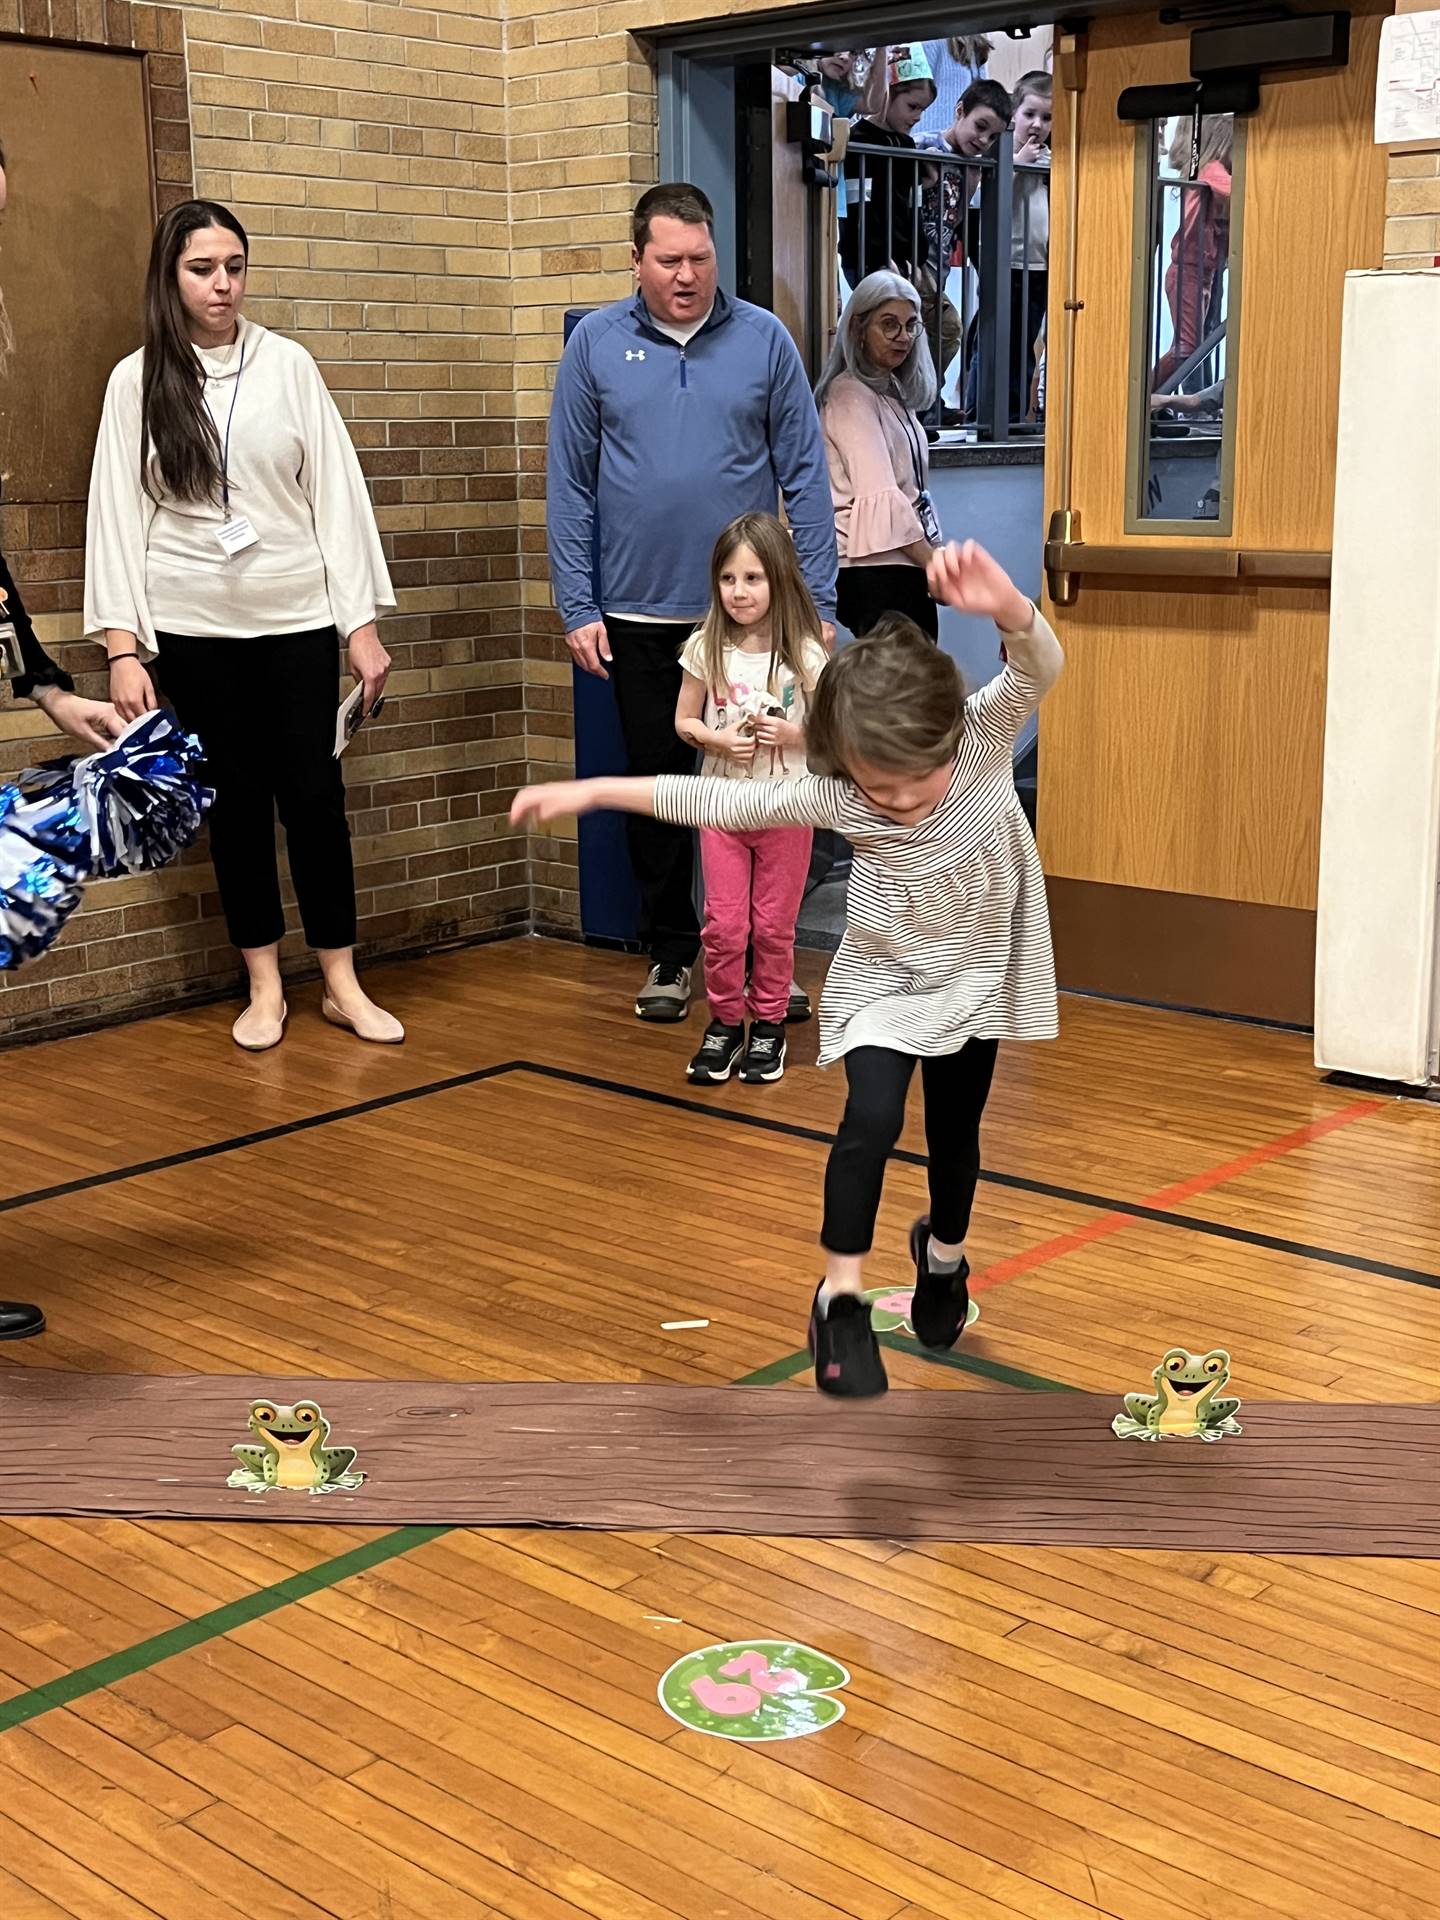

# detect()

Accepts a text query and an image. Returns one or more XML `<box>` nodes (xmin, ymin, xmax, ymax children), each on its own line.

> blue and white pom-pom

<box><xmin>0</xmin><ymin>782</ymin><xmax>88</xmax><ymax>971</ymax></box>
<box><xmin>28</xmin><ymin>709</ymin><xmax>213</xmax><ymax>877</ymax></box>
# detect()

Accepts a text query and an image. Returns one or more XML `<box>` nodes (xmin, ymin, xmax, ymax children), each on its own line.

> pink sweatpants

<box><xmin>699</xmin><ymin>825</ymin><xmax>813</xmax><ymax>1025</ymax></box>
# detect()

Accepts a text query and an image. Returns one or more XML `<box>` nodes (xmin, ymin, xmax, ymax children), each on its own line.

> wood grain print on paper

<box><xmin>2</xmin><ymin>1372</ymin><xmax>1436</xmax><ymax>1554</ymax></box>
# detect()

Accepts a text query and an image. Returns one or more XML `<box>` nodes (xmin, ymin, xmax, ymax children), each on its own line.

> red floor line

<box><xmin>971</xmin><ymin>1096</ymin><xmax>1386</xmax><ymax>1294</ymax></box>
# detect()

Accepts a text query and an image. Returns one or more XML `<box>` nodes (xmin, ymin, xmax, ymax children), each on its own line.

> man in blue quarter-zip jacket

<box><xmin>546</xmin><ymin>182</ymin><xmax>838</xmax><ymax>1025</ymax></box>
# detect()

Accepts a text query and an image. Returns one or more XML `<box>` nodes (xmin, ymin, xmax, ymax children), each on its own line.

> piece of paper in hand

<box><xmin>335</xmin><ymin>683</ymin><xmax>365</xmax><ymax>757</ymax></box>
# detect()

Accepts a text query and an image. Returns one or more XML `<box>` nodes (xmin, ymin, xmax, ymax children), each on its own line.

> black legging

<box><xmin>837</xmin><ymin>565</ymin><xmax>939</xmax><ymax>641</ymax></box>
<box><xmin>822</xmin><ymin>1040</ymin><xmax>999</xmax><ymax>1254</ymax></box>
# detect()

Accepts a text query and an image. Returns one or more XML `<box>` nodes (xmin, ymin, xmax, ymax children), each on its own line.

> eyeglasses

<box><xmin>875</xmin><ymin>316</ymin><xmax>923</xmax><ymax>340</ymax></box>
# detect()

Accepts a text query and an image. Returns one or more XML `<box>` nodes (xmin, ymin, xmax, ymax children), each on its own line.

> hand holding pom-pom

<box><xmin>0</xmin><ymin>783</ymin><xmax>88</xmax><ymax>971</ymax></box>
<box><xmin>26</xmin><ymin>709</ymin><xmax>213</xmax><ymax>877</ymax></box>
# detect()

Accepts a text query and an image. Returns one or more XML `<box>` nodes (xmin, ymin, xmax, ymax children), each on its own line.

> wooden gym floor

<box><xmin>1</xmin><ymin>935</ymin><xmax>1438</xmax><ymax>1920</ymax></box>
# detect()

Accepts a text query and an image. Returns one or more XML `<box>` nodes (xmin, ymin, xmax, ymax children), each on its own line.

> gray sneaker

<box><xmin>635</xmin><ymin>962</ymin><xmax>692</xmax><ymax>1022</ymax></box>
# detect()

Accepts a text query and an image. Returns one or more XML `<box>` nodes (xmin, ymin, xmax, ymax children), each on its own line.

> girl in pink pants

<box><xmin>675</xmin><ymin>513</ymin><xmax>829</xmax><ymax>1086</ymax></box>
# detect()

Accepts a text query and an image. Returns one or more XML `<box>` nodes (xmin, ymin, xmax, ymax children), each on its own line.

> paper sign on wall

<box><xmin>1376</xmin><ymin>11</ymin><xmax>1440</xmax><ymax>144</ymax></box>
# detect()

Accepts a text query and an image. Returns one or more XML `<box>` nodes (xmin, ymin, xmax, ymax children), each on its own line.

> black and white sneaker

<box><xmin>907</xmin><ymin>1216</ymin><xmax>971</xmax><ymax>1351</ymax></box>
<box><xmin>739</xmin><ymin>1021</ymin><xmax>786</xmax><ymax>1083</ymax></box>
<box><xmin>686</xmin><ymin>1020</ymin><xmax>744</xmax><ymax>1084</ymax></box>
<box><xmin>808</xmin><ymin>1286</ymin><xmax>888</xmax><ymax>1398</ymax></box>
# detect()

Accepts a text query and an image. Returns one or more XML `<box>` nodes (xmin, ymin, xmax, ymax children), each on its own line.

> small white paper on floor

<box><xmin>661</xmin><ymin>1319</ymin><xmax>710</xmax><ymax>1330</ymax></box>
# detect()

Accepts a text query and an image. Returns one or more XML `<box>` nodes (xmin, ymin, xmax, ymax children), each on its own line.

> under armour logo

<box><xmin>625</xmin><ymin>349</ymin><xmax>646</xmax><ymax>362</ymax></box>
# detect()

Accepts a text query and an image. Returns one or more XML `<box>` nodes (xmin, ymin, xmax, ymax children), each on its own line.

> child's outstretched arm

<box><xmin>511</xmin><ymin>770</ymin><xmax>848</xmax><ymax>833</ymax></box>
<box><xmin>511</xmin><ymin>775</ymin><xmax>659</xmax><ymax>827</ymax></box>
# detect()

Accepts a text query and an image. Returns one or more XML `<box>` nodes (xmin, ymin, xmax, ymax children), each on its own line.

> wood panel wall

<box><xmin>1039</xmin><ymin>8</ymin><xmax>1390</xmax><ymax>920</ymax></box>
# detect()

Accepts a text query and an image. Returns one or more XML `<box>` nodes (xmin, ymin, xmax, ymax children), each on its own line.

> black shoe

<box><xmin>0</xmin><ymin>1301</ymin><xmax>45</xmax><ymax>1341</ymax></box>
<box><xmin>687</xmin><ymin>1020</ymin><xmax>744</xmax><ymax>1084</ymax></box>
<box><xmin>808</xmin><ymin>1286</ymin><xmax>888</xmax><ymax>1398</ymax></box>
<box><xmin>740</xmin><ymin>1021</ymin><xmax>786</xmax><ymax>1083</ymax></box>
<box><xmin>908</xmin><ymin>1217</ymin><xmax>971</xmax><ymax>1350</ymax></box>
<box><xmin>786</xmin><ymin>983</ymin><xmax>812</xmax><ymax>1023</ymax></box>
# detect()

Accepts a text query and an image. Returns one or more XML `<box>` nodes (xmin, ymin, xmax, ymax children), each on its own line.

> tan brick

<box><xmin>1387</xmin><ymin>151</ymin><xmax>1440</xmax><ymax>180</ymax></box>
<box><xmin>1387</xmin><ymin>175</ymin><xmax>1440</xmax><ymax>217</ymax></box>
<box><xmin>1384</xmin><ymin>214</ymin><xmax>1438</xmax><ymax>256</ymax></box>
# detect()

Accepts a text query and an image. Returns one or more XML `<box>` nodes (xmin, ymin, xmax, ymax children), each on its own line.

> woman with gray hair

<box><xmin>817</xmin><ymin>271</ymin><xmax>941</xmax><ymax>639</ymax></box>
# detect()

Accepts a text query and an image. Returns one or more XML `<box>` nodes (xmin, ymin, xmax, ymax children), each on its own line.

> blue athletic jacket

<box><xmin>545</xmin><ymin>290</ymin><xmax>839</xmax><ymax>631</ymax></box>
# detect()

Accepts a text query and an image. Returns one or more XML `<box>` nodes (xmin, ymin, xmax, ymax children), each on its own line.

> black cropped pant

<box><xmin>158</xmin><ymin>626</ymin><xmax>356</xmax><ymax>952</ymax></box>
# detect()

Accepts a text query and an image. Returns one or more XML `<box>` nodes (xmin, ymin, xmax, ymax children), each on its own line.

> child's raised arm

<box><xmin>927</xmin><ymin>540</ymin><xmax>1063</xmax><ymax>695</ymax></box>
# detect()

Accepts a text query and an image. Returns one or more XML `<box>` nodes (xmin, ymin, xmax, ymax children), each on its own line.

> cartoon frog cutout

<box><xmin>1112</xmin><ymin>1347</ymin><xmax>1242</xmax><ymax>1443</ymax></box>
<box><xmin>227</xmin><ymin>1399</ymin><xmax>365</xmax><ymax>1493</ymax></box>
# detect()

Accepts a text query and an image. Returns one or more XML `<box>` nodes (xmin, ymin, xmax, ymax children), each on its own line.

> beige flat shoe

<box><xmin>321</xmin><ymin>994</ymin><xmax>405</xmax><ymax>1044</ymax></box>
<box><xmin>233</xmin><ymin>1000</ymin><xmax>287</xmax><ymax>1052</ymax></box>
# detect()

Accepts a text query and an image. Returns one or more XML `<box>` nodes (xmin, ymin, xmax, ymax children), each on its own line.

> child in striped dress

<box><xmin>512</xmin><ymin>541</ymin><xmax>1063</xmax><ymax>1398</ymax></box>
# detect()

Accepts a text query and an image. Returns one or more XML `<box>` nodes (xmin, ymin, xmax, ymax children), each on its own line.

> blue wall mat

<box><xmin>832</xmin><ymin>461</ymin><xmax>1046</xmax><ymax>759</ymax></box>
<box><xmin>563</xmin><ymin>307</ymin><xmax>641</xmax><ymax>946</ymax></box>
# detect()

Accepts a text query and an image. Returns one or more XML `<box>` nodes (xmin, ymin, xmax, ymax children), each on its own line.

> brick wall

<box><xmin>510</xmin><ymin>0</ymin><xmax>768</xmax><ymax>936</ymax></box>
<box><xmin>0</xmin><ymin>0</ymin><xmax>529</xmax><ymax>1039</ymax></box>
<box><xmin>1384</xmin><ymin>148</ymin><xmax>1440</xmax><ymax>266</ymax></box>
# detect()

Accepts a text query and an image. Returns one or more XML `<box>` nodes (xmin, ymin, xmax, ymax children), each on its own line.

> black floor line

<box><xmin>3</xmin><ymin>1055</ymin><xmax>1436</xmax><ymax>1297</ymax></box>
<box><xmin>0</xmin><ymin>1062</ymin><xmax>524</xmax><ymax>1217</ymax></box>
<box><xmin>516</xmin><ymin>1062</ymin><xmax>1440</xmax><ymax>1295</ymax></box>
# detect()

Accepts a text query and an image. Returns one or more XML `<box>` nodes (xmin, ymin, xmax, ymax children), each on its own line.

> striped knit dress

<box><xmin>654</xmin><ymin>608</ymin><xmax>1063</xmax><ymax>1068</ymax></box>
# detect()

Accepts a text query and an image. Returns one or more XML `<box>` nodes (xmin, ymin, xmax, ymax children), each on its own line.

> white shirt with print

<box><xmin>678</xmin><ymin>633</ymin><xmax>829</xmax><ymax>783</ymax></box>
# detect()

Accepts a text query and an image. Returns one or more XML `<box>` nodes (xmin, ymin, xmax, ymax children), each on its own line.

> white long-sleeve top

<box><xmin>84</xmin><ymin>317</ymin><xmax>394</xmax><ymax>656</ymax></box>
<box><xmin>655</xmin><ymin>606</ymin><xmax>1064</xmax><ymax>1067</ymax></box>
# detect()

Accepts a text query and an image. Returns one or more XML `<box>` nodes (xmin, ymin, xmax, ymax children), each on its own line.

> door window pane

<box><xmin>1130</xmin><ymin>112</ymin><xmax>1244</xmax><ymax>529</ymax></box>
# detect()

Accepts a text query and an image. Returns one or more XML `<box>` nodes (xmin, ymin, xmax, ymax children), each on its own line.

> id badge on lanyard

<box><xmin>212</xmin><ymin>338</ymin><xmax>258</xmax><ymax>558</ymax></box>
<box><xmin>915</xmin><ymin>488</ymin><xmax>942</xmax><ymax>547</ymax></box>
<box><xmin>891</xmin><ymin>396</ymin><xmax>941</xmax><ymax>547</ymax></box>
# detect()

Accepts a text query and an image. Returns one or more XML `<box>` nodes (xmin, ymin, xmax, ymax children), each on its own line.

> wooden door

<box><xmin>1039</xmin><ymin>6</ymin><xmax>1392</xmax><ymax>1025</ymax></box>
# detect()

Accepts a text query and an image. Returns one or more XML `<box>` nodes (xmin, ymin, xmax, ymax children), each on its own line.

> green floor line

<box><xmin>732</xmin><ymin>1347</ymin><xmax>813</xmax><ymax>1387</ymax></box>
<box><xmin>0</xmin><ymin>1524</ymin><xmax>450</xmax><ymax>1735</ymax></box>
<box><xmin>0</xmin><ymin>1333</ymin><xmax>1063</xmax><ymax>1735</ymax></box>
<box><xmin>877</xmin><ymin>1331</ymin><xmax>1073</xmax><ymax>1394</ymax></box>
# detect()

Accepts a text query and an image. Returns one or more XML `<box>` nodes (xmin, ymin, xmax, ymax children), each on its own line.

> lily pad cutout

<box><xmin>658</xmin><ymin>1640</ymin><xmax>850</xmax><ymax>1742</ymax></box>
<box><xmin>864</xmin><ymin>1286</ymin><xmax>980</xmax><ymax>1337</ymax></box>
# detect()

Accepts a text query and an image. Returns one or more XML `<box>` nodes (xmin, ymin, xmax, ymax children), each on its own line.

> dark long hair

<box><xmin>141</xmin><ymin>200</ymin><xmax>248</xmax><ymax>503</ymax></box>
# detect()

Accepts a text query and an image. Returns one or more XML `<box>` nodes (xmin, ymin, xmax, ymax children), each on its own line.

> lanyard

<box><xmin>214</xmin><ymin>335</ymin><xmax>247</xmax><ymax>513</ymax></box>
<box><xmin>886</xmin><ymin>391</ymin><xmax>927</xmax><ymax>496</ymax></box>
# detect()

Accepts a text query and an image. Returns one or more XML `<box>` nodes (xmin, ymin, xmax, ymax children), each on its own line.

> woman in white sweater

<box><xmin>85</xmin><ymin>200</ymin><xmax>401</xmax><ymax>1051</ymax></box>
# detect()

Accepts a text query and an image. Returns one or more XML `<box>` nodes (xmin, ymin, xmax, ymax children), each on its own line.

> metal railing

<box><xmin>840</xmin><ymin>130</ymin><xmax>1050</xmax><ymax>440</ymax></box>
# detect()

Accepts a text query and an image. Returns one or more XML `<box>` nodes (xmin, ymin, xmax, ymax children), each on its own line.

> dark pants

<box><xmin>0</xmin><ymin>541</ymin><xmax>70</xmax><ymax>700</ymax></box>
<box><xmin>821</xmin><ymin>1040</ymin><xmax>1000</xmax><ymax>1254</ymax></box>
<box><xmin>837</xmin><ymin>567</ymin><xmax>939</xmax><ymax>641</ymax></box>
<box><xmin>605</xmin><ymin>616</ymin><xmax>701</xmax><ymax>969</ymax></box>
<box><xmin>158</xmin><ymin>626</ymin><xmax>357</xmax><ymax>952</ymax></box>
<box><xmin>1010</xmin><ymin>268</ymin><xmax>1049</xmax><ymax>422</ymax></box>
<box><xmin>963</xmin><ymin>269</ymin><xmax>1050</xmax><ymax>426</ymax></box>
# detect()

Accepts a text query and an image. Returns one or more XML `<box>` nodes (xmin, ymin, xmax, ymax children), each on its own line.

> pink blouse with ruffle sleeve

<box><xmin>820</xmin><ymin>372</ymin><xmax>928</xmax><ymax>571</ymax></box>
